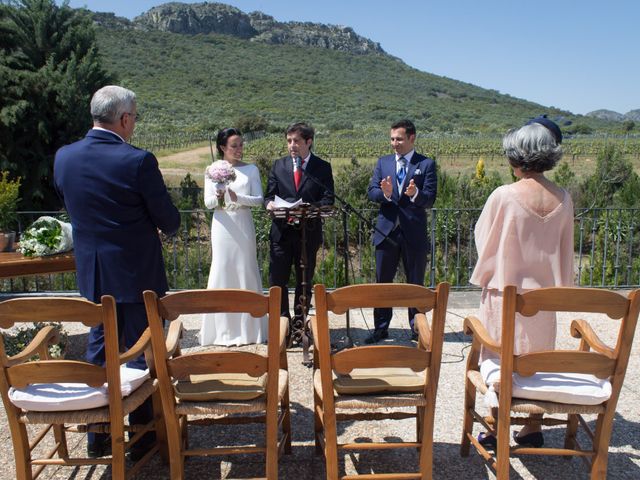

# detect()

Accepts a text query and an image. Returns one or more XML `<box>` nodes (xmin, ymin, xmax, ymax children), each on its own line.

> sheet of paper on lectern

<box><xmin>273</xmin><ymin>195</ymin><xmax>303</xmax><ymax>209</ymax></box>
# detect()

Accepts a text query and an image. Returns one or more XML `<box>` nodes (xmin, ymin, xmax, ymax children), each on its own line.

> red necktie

<box><xmin>294</xmin><ymin>157</ymin><xmax>303</xmax><ymax>190</ymax></box>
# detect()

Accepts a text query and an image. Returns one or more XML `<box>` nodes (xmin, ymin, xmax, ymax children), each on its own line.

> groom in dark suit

<box><xmin>54</xmin><ymin>85</ymin><xmax>180</xmax><ymax>458</ymax></box>
<box><xmin>264</xmin><ymin>122</ymin><xmax>334</xmax><ymax>322</ymax></box>
<box><xmin>366</xmin><ymin>119</ymin><xmax>437</xmax><ymax>343</ymax></box>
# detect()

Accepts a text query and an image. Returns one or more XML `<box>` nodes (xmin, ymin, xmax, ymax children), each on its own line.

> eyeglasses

<box><xmin>122</xmin><ymin>112</ymin><xmax>141</xmax><ymax>122</ymax></box>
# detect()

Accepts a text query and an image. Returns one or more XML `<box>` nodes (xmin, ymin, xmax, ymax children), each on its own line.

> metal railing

<box><xmin>4</xmin><ymin>208</ymin><xmax>640</xmax><ymax>294</ymax></box>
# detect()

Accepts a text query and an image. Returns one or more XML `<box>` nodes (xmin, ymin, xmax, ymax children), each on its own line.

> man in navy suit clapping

<box><xmin>366</xmin><ymin>119</ymin><xmax>437</xmax><ymax>343</ymax></box>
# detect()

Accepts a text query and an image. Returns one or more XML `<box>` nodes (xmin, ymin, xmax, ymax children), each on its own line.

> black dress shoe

<box><xmin>477</xmin><ymin>432</ymin><xmax>496</xmax><ymax>449</ymax></box>
<box><xmin>87</xmin><ymin>434</ymin><xmax>111</xmax><ymax>458</ymax></box>
<box><xmin>364</xmin><ymin>330</ymin><xmax>389</xmax><ymax>344</ymax></box>
<box><xmin>513</xmin><ymin>430</ymin><xmax>544</xmax><ymax>448</ymax></box>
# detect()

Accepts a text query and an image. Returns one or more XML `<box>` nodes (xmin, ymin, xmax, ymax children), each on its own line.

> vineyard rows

<box><xmin>132</xmin><ymin>130</ymin><xmax>211</xmax><ymax>152</ymax></box>
<box><xmin>133</xmin><ymin>131</ymin><xmax>640</xmax><ymax>159</ymax></box>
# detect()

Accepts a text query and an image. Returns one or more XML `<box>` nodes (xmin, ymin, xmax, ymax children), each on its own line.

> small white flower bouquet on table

<box><xmin>19</xmin><ymin>216</ymin><xmax>73</xmax><ymax>257</ymax></box>
<box><xmin>206</xmin><ymin>160</ymin><xmax>236</xmax><ymax>208</ymax></box>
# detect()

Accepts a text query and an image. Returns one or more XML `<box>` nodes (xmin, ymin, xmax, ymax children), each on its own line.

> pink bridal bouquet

<box><xmin>206</xmin><ymin>160</ymin><xmax>236</xmax><ymax>207</ymax></box>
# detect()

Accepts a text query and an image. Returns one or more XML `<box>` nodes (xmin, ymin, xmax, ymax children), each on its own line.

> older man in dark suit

<box><xmin>366</xmin><ymin>119</ymin><xmax>437</xmax><ymax>343</ymax></box>
<box><xmin>264</xmin><ymin>122</ymin><xmax>334</xmax><ymax>323</ymax></box>
<box><xmin>54</xmin><ymin>85</ymin><xmax>180</xmax><ymax>458</ymax></box>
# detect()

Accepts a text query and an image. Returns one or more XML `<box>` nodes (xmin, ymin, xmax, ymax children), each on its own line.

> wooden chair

<box><xmin>461</xmin><ymin>285</ymin><xmax>640</xmax><ymax>479</ymax></box>
<box><xmin>0</xmin><ymin>295</ymin><xmax>162</xmax><ymax>480</ymax></box>
<box><xmin>311</xmin><ymin>282</ymin><xmax>450</xmax><ymax>480</ymax></box>
<box><xmin>143</xmin><ymin>287</ymin><xmax>291</xmax><ymax>480</ymax></box>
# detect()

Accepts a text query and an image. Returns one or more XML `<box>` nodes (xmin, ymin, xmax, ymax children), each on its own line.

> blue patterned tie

<box><xmin>397</xmin><ymin>157</ymin><xmax>407</xmax><ymax>187</ymax></box>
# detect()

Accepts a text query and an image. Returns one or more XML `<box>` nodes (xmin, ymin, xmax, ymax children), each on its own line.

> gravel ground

<box><xmin>1</xmin><ymin>291</ymin><xmax>639</xmax><ymax>479</ymax></box>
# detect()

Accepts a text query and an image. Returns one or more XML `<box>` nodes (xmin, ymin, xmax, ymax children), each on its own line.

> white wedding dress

<box><xmin>199</xmin><ymin>163</ymin><xmax>268</xmax><ymax>346</ymax></box>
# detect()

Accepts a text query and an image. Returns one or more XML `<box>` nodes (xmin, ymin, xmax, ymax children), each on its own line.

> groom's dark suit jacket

<box><xmin>264</xmin><ymin>153</ymin><xmax>334</xmax><ymax>244</ymax></box>
<box><xmin>367</xmin><ymin>152</ymin><xmax>437</xmax><ymax>250</ymax></box>
<box><xmin>54</xmin><ymin>128</ymin><xmax>180</xmax><ymax>304</ymax></box>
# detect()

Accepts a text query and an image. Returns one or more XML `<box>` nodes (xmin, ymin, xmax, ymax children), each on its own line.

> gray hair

<box><xmin>90</xmin><ymin>85</ymin><xmax>136</xmax><ymax>124</ymax></box>
<box><xmin>502</xmin><ymin>123</ymin><xmax>563</xmax><ymax>173</ymax></box>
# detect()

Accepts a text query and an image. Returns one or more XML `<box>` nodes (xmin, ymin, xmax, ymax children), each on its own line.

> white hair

<box><xmin>90</xmin><ymin>85</ymin><xmax>136</xmax><ymax>124</ymax></box>
<box><xmin>502</xmin><ymin>123</ymin><xmax>563</xmax><ymax>173</ymax></box>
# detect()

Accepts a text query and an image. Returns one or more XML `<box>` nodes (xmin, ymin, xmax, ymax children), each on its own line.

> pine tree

<box><xmin>0</xmin><ymin>0</ymin><xmax>113</xmax><ymax>209</ymax></box>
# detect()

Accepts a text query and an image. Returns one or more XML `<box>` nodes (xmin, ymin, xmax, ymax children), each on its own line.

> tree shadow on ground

<box><xmin>337</xmin><ymin>440</ymin><xmax>490</xmax><ymax>479</ymax></box>
<box><xmin>473</xmin><ymin>413</ymin><xmax>640</xmax><ymax>480</ymax></box>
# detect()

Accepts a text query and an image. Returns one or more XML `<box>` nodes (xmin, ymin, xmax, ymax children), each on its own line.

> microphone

<box><xmin>296</xmin><ymin>162</ymin><xmax>332</xmax><ymax>206</ymax></box>
<box><xmin>302</xmin><ymin>164</ymin><xmax>398</xmax><ymax>248</ymax></box>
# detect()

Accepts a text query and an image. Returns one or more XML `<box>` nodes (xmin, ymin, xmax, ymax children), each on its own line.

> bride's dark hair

<box><xmin>216</xmin><ymin>127</ymin><xmax>243</xmax><ymax>158</ymax></box>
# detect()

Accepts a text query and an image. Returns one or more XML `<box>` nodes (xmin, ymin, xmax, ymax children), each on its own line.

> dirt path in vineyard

<box><xmin>157</xmin><ymin>145</ymin><xmax>214</xmax><ymax>186</ymax></box>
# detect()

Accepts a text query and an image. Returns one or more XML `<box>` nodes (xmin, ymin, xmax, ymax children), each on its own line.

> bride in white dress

<box><xmin>199</xmin><ymin>128</ymin><xmax>267</xmax><ymax>346</ymax></box>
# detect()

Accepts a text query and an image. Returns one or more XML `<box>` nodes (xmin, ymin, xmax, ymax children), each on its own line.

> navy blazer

<box><xmin>367</xmin><ymin>152</ymin><xmax>437</xmax><ymax>249</ymax></box>
<box><xmin>54</xmin><ymin>129</ymin><xmax>180</xmax><ymax>303</ymax></box>
<box><xmin>264</xmin><ymin>153</ymin><xmax>334</xmax><ymax>243</ymax></box>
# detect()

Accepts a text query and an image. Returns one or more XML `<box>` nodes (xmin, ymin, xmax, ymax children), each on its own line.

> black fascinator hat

<box><xmin>525</xmin><ymin>114</ymin><xmax>563</xmax><ymax>144</ymax></box>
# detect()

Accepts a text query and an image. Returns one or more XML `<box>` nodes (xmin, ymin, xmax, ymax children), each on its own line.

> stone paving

<box><xmin>1</xmin><ymin>291</ymin><xmax>639</xmax><ymax>479</ymax></box>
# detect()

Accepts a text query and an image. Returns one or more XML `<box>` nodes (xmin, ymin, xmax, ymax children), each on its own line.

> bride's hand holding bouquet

<box><xmin>206</xmin><ymin>160</ymin><xmax>236</xmax><ymax>208</ymax></box>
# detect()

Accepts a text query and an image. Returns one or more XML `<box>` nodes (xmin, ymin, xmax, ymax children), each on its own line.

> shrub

<box><xmin>568</xmin><ymin>124</ymin><xmax>594</xmax><ymax>135</ymax></box>
<box><xmin>3</xmin><ymin>322</ymin><xmax>68</xmax><ymax>358</ymax></box>
<box><xmin>0</xmin><ymin>171</ymin><xmax>21</xmax><ymax>231</ymax></box>
<box><xmin>254</xmin><ymin>154</ymin><xmax>273</xmax><ymax>193</ymax></box>
<box><xmin>234</xmin><ymin>114</ymin><xmax>270</xmax><ymax>134</ymax></box>
<box><xmin>578</xmin><ymin>145</ymin><xmax>632</xmax><ymax>209</ymax></box>
<box><xmin>178</xmin><ymin>173</ymin><xmax>202</xmax><ymax>209</ymax></box>
<box><xmin>327</xmin><ymin>120</ymin><xmax>354</xmax><ymax>132</ymax></box>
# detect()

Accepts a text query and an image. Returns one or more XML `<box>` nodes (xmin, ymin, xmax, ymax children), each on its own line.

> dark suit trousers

<box><xmin>86</xmin><ymin>302</ymin><xmax>153</xmax><ymax>444</ymax></box>
<box><xmin>269</xmin><ymin>228</ymin><xmax>321</xmax><ymax>319</ymax></box>
<box><xmin>373</xmin><ymin>228</ymin><xmax>428</xmax><ymax>332</ymax></box>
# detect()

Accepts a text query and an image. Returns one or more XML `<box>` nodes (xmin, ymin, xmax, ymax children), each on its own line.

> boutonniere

<box><xmin>414</xmin><ymin>169</ymin><xmax>422</xmax><ymax>175</ymax></box>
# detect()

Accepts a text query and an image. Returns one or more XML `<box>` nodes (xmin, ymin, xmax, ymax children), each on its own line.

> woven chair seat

<box><xmin>144</xmin><ymin>288</ymin><xmax>291</xmax><ymax>479</ymax></box>
<box><xmin>1</xmin><ymin>295</ymin><xmax>161</xmax><ymax>479</ymax></box>
<box><xmin>176</xmin><ymin>369</ymin><xmax>288</xmax><ymax>416</ymax></box>
<box><xmin>314</xmin><ymin>366</ymin><xmax>427</xmax><ymax>409</ymax></box>
<box><xmin>311</xmin><ymin>282</ymin><xmax>449</xmax><ymax>479</ymax></box>
<box><xmin>468</xmin><ymin>369</ymin><xmax>606</xmax><ymax>415</ymax></box>
<box><xmin>18</xmin><ymin>378</ymin><xmax>158</xmax><ymax>425</ymax></box>
<box><xmin>461</xmin><ymin>287</ymin><xmax>640</xmax><ymax>479</ymax></box>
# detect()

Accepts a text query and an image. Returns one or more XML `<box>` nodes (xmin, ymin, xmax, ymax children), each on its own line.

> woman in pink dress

<box><xmin>470</xmin><ymin>116</ymin><xmax>574</xmax><ymax>448</ymax></box>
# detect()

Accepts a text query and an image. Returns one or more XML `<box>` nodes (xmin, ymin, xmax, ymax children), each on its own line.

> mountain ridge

<box><xmin>586</xmin><ymin>109</ymin><xmax>640</xmax><ymax>122</ymax></box>
<box><xmin>86</xmin><ymin>2</ymin><xmax>626</xmax><ymax>133</ymax></box>
<box><xmin>91</xmin><ymin>2</ymin><xmax>384</xmax><ymax>56</ymax></box>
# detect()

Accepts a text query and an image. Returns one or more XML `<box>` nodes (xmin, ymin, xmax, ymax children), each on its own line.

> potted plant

<box><xmin>0</xmin><ymin>171</ymin><xmax>21</xmax><ymax>252</ymax></box>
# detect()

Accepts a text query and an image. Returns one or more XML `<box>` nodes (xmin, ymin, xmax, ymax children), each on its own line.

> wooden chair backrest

<box><xmin>144</xmin><ymin>287</ymin><xmax>282</xmax><ymax>382</ymax></box>
<box><xmin>0</xmin><ymin>295</ymin><xmax>123</xmax><ymax>406</ymax></box>
<box><xmin>313</xmin><ymin>282</ymin><xmax>449</xmax><ymax>393</ymax></box>
<box><xmin>500</xmin><ymin>285</ymin><xmax>640</xmax><ymax>405</ymax></box>
<box><xmin>324</xmin><ymin>283</ymin><xmax>443</xmax><ymax>314</ymax></box>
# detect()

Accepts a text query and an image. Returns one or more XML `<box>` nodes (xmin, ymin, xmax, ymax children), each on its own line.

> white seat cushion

<box><xmin>480</xmin><ymin>358</ymin><xmax>611</xmax><ymax>406</ymax></box>
<box><xmin>8</xmin><ymin>367</ymin><xmax>150</xmax><ymax>412</ymax></box>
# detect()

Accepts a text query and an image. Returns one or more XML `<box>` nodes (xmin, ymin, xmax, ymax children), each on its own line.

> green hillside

<box><xmin>95</xmin><ymin>25</ymin><xmax>611</xmax><ymax>135</ymax></box>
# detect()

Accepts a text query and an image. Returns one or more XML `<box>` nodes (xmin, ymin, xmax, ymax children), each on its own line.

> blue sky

<box><xmin>60</xmin><ymin>0</ymin><xmax>638</xmax><ymax>115</ymax></box>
